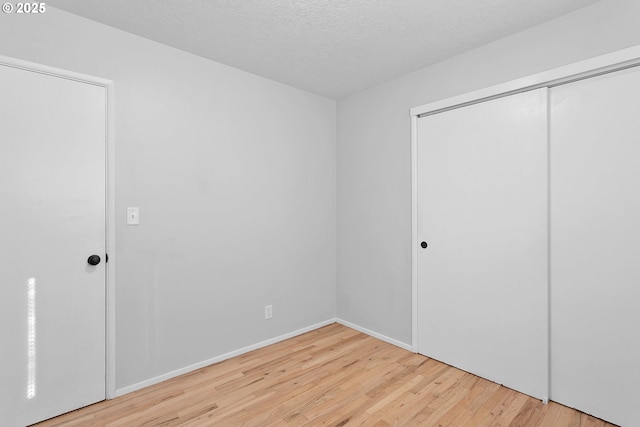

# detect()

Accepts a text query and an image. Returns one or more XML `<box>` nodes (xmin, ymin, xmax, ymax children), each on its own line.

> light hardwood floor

<box><xmin>34</xmin><ymin>323</ymin><xmax>616</xmax><ymax>427</ymax></box>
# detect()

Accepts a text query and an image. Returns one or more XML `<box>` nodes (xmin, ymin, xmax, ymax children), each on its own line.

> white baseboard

<box><xmin>335</xmin><ymin>318</ymin><xmax>413</xmax><ymax>352</ymax></box>
<box><xmin>114</xmin><ymin>318</ymin><xmax>336</xmax><ymax>397</ymax></box>
<box><xmin>114</xmin><ymin>317</ymin><xmax>412</xmax><ymax>398</ymax></box>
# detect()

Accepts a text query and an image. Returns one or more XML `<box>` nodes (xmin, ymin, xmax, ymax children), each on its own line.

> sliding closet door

<box><xmin>550</xmin><ymin>67</ymin><xmax>640</xmax><ymax>427</ymax></box>
<box><xmin>417</xmin><ymin>88</ymin><xmax>548</xmax><ymax>400</ymax></box>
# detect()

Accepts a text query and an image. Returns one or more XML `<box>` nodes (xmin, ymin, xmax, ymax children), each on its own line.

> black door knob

<box><xmin>420</xmin><ymin>242</ymin><xmax>428</xmax><ymax>248</ymax></box>
<box><xmin>87</xmin><ymin>255</ymin><xmax>101</xmax><ymax>266</ymax></box>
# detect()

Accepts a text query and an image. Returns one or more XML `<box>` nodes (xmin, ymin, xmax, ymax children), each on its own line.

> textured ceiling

<box><xmin>48</xmin><ymin>0</ymin><xmax>601</xmax><ymax>99</ymax></box>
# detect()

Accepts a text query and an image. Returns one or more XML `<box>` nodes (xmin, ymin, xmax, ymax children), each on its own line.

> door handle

<box><xmin>87</xmin><ymin>255</ymin><xmax>101</xmax><ymax>266</ymax></box>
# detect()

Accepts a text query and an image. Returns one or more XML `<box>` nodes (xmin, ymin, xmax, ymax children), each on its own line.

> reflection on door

<box><xmin>27</xmin><ymin>277</ymin><xmax>36</xmax><ymax>400</ymax></box>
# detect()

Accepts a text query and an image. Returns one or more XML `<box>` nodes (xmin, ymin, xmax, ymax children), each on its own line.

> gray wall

<box><xmin>337</xmin><ymin>0</ymin><xmax>640</xmax><ymax>345</ymax></box>
<box><xmin>0</xmin><ymin>8</ymin><xmax>336</xmax><ymax>391</ymax></box>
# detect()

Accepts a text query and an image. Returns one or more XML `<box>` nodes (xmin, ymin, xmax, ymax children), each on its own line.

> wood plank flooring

<box><xmin>34</xmin><ymin>323</ymin><xmax>616</xmax><ymax>427</ymax></box>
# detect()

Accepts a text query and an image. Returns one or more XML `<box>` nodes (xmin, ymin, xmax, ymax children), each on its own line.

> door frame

<box><xmin>0</xmin><ymin>54</ymin><xmax>117</xmax><ymax>399</ymax></box>
<box><xmin>410</xmin><ymin>44</ymin><xmax>640</xmax><ymax>355</ymax></box>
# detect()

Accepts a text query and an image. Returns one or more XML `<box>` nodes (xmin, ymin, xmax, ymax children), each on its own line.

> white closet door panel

<box><xmin>0</xmin><ymin>65</ymin><xmax>106</xmax><ymax>426</ymax></box>
<box><xmin>417</xmin><ymin>89</ymin><xmax>548</xmax><ymax>400</ymax></box>
<box><xmin>550</xmin><ymin>67</ymin><xmax>640</xmax><ymax>427</ymax></box>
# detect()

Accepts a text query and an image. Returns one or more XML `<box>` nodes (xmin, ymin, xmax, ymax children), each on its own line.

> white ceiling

<box><xmin>48</xmin><ymin>0</ymin><xmax>601</xmax><ymax>99</ymax></box>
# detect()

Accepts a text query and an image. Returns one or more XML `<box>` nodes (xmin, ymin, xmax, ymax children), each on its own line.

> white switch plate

<box><xmin>265</xmin><ymin>305</ymin><xmax>273</xmax><ymax>319</ymax></box>
<box><xmin>127</xmin><ymin>207</ymin><xmax>140</xmax><ymax>225</ymax></box>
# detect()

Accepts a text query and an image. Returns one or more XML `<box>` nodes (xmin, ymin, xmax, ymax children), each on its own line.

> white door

<box><xmin>416</xmin><ymin>89</ymin><xmax>549</xmax><ymax>400</ymax></box>
<box><xmin>550</xmin><ymin>66</ymin><xmax>640</xmax><ymax>427</ymax></box>
<box><xmin>0</xmin><ymin>64</ymin><xmax>106</xmax><ymax>426</ymax></box>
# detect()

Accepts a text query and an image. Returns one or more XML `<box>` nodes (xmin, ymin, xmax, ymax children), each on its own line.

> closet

<box><xmin>412</xmin><ymin>52</ymin><xmax>640</xmax><ymax>427</ymax></box>
<box><xmin>549</xmin><ymin>67</ymin><xmax>640</xmax><ymax>426</ymax></box>
<box><xmin>416</xmin><ymin>89</ymin><xmax>549</xmax><ymax>401</ymax></box>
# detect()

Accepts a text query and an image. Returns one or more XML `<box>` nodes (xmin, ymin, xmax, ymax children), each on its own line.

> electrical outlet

<box><xmin>265</xmin><ymin>305</ymin><xmax>273</xmax><ymax>319</ymax></box>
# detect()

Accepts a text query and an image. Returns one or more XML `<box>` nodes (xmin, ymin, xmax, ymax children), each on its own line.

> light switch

<box><xmin>127</xmin><ymin>207</ymin><xmax>139</xmax><ymax>225</ymax></box>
